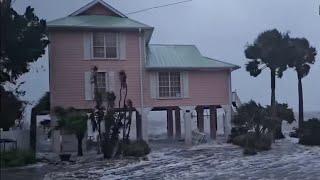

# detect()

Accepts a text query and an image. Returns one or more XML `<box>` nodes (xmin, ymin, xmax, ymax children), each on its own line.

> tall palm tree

<box><xmin>288</xmin><ymin>38</ymin><xmax>316</xmax><ymax>129</ymax></box>
<box><xmin>244</xmin><ymin>29</ymin><xmax>290</xmax><ymax>139</ymax></box>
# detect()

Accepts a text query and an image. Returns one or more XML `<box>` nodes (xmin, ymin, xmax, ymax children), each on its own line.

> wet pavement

<box><xmin>2</xmin><ymin>137</ymin><xmax>320</xmax><ymax>180</ymax></box>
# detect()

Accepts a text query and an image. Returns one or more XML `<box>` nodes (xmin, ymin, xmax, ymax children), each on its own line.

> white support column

<box><xmin>50</xmin><ymin>114</ymin><xmax>56</xmax><ymax>126</ymax></box>
<box><xmin>100</xmin><ymin>120</ymin><xmax>105</xmax><ymax>133</ymax></box>
<box><xmin>52</xmin><ymin>130</ymin><xmax>61</xmax><ymax>153</ymax></box>
<box><xmin>137</xmin><ymin>107</ymin><xmax>151</xmax><ymax>142</ymax></box>
<box><xmin>50</xmin><ymin>114</ymin><xmax>61</xmax><ymax>153</ymax></box>
<box><xmin>87</xmin><ymin>113</ymin><xmax>93</xmax><ymax>140</ymax></box>
<box><xmin>183</xmin><ymin>110</ymin><xmax>192</xmax><ymax>145</ymax></box>
<box><xmin>222</xmin><ymin>105</ymin><xmax>232</xmax><ymax>137</ymax></box>
<box><xmin>181</xmin><ymin>106</ymin><xmax>195</xmax><ymax>145</ymax></box>
<box><xmin>222</xmin><ymin>69</ymin><xmax>233</xmax><ymax>138</ymax></box>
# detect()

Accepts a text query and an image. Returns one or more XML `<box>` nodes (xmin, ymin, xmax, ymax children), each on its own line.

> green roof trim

<box><xmin>146</xmin><ymin>44</ymin><xmax>240</xmax><ymax>70</ymax></box>
<box><xmin>47</xmin><ymin>15</ymin><xmax>152</xmax><ymax>29</ymax></box>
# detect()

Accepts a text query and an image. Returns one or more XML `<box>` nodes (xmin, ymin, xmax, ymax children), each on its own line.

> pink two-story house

<box><xmin>48</xmin><ymin>0</ymin><xmax>239</xmax><ymax>147</ymax></box>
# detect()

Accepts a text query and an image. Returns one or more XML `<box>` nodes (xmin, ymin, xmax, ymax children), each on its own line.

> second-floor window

<box><xmin>158</xmin><ymin>72</ymin><xmax>181</xmax><ymax>98</ymax></box>
<box><xmin>93</xmin><ymin>32</ymin><xmax>119</xmax><ymax>59</ymax></box>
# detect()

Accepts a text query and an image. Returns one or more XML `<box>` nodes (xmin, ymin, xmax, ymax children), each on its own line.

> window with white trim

<box><xmin>95</xmin><ymin>72</ymin><xmax>107</xmax><ymax>93</ymax></box>
<box><xmin>158</xmin><ymin>72</ymin><xmax>181</xmax><ymax>98</ymax></box>
<box><xmin>93</xmin><ymin>32</ymin><xmax>119</xmax><ymax>59</ymax></box>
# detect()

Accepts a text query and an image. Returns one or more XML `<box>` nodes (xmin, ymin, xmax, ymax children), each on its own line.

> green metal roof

<box><xmin>47</xmin><ymin>15</ymin><xmax>152</xmax><ymax>29</ymax></box>
<box><xmin>146</xmin><ymin>45</ymin><xmax>240</xmax><ymax>70</ymax></box>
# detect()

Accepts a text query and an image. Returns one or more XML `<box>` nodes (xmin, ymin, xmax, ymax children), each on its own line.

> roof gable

<box><xmin>47</xmin><ymin>15</ymin><xmax>154</xmax><ymax>43</ymax></box>
<box><xmin>70</xmin><ymin>0</ymin><xmax>126</xmax><ymax>17</ymax></box>
<box><xmin>48</xmin><ymin>15</ymin><xmax>152</xmax><ymax>29</ymax></box>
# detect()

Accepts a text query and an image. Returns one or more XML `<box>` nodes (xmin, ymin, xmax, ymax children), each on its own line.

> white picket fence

<box><xmin>0</xmin><ymin>129</ymin><xmax>30</xmax><ymax>151</ymax></box>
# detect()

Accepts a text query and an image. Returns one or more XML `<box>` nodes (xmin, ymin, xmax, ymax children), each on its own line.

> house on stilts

<box><xmin>47</xmin><ymin>0</ymin><xmax>240</xmax><ymax>152</ymax></box>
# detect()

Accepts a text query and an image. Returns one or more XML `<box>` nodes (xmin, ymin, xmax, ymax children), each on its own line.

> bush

<box><xmin>232</xmin><ymin>132</ymin><xmax>272</xmax><ymax>153</ymax></box>
<box><xmin>299</xmin><ymin>118</ymin><xmax>320</xmax><ymax>146</ymax></box>
<box><xmin>122</xmin><ymin>140</ymin><xmax>151</xmax><ymax>157</ymax></box>
<box><xmin>233</xmin><ymin>101</ymin><xmax>295</xmax><ymax>140</ymax></box>
<box><xmin>101</xmin><ymin>141</ymin><xmax>117</xmax><ymax>159</ymax></box>
<box><xmin>0</xmin><ymin>150</ymin><xmax>36</xmax><ymax>168</ymax></box>
<box><xmin>255</xmin><ymin>134</ymin><xmax>272</xmax><ymax>151</ymax></box>
<box><xmin>232</xmin><ymin>134</ymin><xmax>252</xmax><ymax>147</ymax></box>
<box><xmin>228</xmin><ymin>127</ymin><xmax>248</xmax><ymax>143</ymax></box>
<box><xmin>243</xmin><ymin>147</ymin><xmax>257</xmax><ymax>156</ymax></box>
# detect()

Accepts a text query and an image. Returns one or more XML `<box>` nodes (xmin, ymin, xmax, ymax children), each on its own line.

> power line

<box><xmin>126</xmin><ymin>0</ymin><xmax>193</xmax><ymax>15</ymax></box>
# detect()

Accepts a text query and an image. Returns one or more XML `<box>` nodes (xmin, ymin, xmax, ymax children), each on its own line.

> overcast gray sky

<box><xmin>13</xmin><ymin>0</ymin><xmax>320</xmax><ymax>112</ymax></box>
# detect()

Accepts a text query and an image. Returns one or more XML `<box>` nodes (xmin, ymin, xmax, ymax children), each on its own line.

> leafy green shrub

<box><xmin>232</xmin><ymin>134</ymin><xmax>251</xmax><ymax>147</ymax></box>
<box><xmin>122</xmin><ymin>140</ymin><xmax>151</xmax><ymax>157</ymax></box>
<box><xmin>243</xmin><ymin>147</ymin><xmax>257</xmax><ymax>156</ymax></box>
<box><xmin>0</xmin><ymin>150</ymin><xmax>36</xmax><ymax>168</ymax></box>
<box><xmin>233</xmin><ymin>101</ymin><xmax>295</xmax><ymax>140</ymax></box>
<box><xmin>255</xmin><ymin>134</ymin><xmax>272</xmax><ymax>151</ymax></box>
<box><xmin>299</xmin><ymin>118</ymin><xmax>320</xmax><ymax>146</ymax></box>
<box><xmin>232</xmin><ymin>132</ymin><xmax>272</xmax><ymax>152</ymax></box>
<box><xmin>228</xmin><ymin>127</ymin><xmax>248</xmax><ymax>143</ymax></box>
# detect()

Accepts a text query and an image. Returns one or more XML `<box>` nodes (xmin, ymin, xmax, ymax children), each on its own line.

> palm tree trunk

<box><xmin>271</xmin><ymin>69</ymin><xmax>284</xmax><ymax>139</ymax></box>
<box><xmin>77</xmin><ymin>134</ymin><xmax>84</xmax><ymax>156</ymax></box>
<box><xmin>297</xmin><ymin>73</ymin><xmax>304</xmax><ymax>129</ymax></box>
<box><xmin>270</xmin><ymin>69</ymin><xmax>276</xmax><ymax>114</ymax></box>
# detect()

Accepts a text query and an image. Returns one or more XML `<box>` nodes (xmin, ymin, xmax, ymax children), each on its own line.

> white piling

<box><xmin>184</xmin><ymin>110</ymin><xmax>192</xmax><ymax>145</ymax></box>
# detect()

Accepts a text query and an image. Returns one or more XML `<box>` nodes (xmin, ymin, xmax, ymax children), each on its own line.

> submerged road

<box><xmin>2</xmin><ymin>137</ymin><xmax>320</xmax><ymax>180</ymax></box>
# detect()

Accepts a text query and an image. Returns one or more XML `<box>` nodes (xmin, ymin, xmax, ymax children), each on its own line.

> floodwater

<box><xmin>2</xmin><ymin>137</ymin><xmax>320</xmax><ymax>180</ymax></box>
<box><xmin>49</xmin><ymin>139</ymin><xmax>320</xmax><ymax>180</ymax></box>
<box><xmin>2</xmin><ymin>116</ymin><xmax>320</xmax><ymax>180</ymax></box>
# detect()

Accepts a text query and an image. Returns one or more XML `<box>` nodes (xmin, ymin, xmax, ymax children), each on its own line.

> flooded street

<box><xmin>2</xmin><ymin>118</ymin><xmax>320</xmax><ymax>180</ymax></box>
<box><xmin>2</xmin><ymin>137</ymin><xmax>320</xmax><ymax>180</ymax></box>
<box><xmin>89</xmin><ymin>139</ymin><xmax>320</xmax><ymax>180</ymax></box>
<box><xmin>2</xmin><ymin>120</ymin><xmax>320</xmax><ymax>180</ymax></box>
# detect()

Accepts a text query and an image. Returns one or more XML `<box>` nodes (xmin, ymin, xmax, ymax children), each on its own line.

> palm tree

<box><xmin>288</xmin><ymin>38</ymin><xmax>317</xmax><ymax>129</ymax></box>
<box><xmin>244</xmin><ymin>29</ymin><xmax>290</xmax><ymax>139</ymax></box>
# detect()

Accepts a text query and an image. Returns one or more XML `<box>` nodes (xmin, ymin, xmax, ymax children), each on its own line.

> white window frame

<box><xmin>92</xmin><ymin>32</ymin><xmax>119</xmax><ymax>59</ymax></box>
<box><xmin>158</xmin><ymin>72</ymin><xmax>182</xmax><ymax>99</ymax></box>
<box><xmin>94</xmin><ymin>72</ymin><xmax>107</xmax><ymax>93</ymax></box>
<box><xmin>92</xmin><ymin>71</ymin><xmax>110</xmax><ymax>100</ymax></box>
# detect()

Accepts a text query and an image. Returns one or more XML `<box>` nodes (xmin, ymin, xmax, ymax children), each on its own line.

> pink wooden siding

<box><xmin>49</xmin><ymin>29</ymin><xmax>231</xmax><ymax>110</ymax></box>
<box><xmin>79</xmin><ymin>3</ymin><xmax>119</xmax><ymax>16</ymax></box>
<box><xmin>144</xmin><ymin>70</ymin><xmax>230</xmax><ymax>107</ymax></box>
<box><xmin>49</xmin><ymin>30</ymin><xmax>142</xmax><ymax>110</ymax></box>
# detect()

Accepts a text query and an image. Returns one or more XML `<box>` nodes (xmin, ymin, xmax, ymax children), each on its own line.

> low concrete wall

<box><xmin>0</xmin><ymin>129</ymin><xmax>30</xmax><ymax>151</ymax></box>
